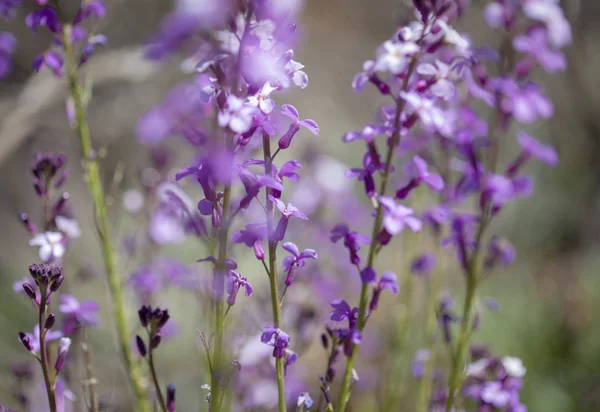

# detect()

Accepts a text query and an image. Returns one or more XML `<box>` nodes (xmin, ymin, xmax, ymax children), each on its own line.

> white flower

<box><xmin>376</xmin><ymin>40</ymin><xmax>419</xmax><ymax>74</ymax></box>
<box><xmin>55</xmin><ymin>216</ymin><xmax>81</xmax><ymax>239</ymax></box>
<box><xmin>437</xmin><ymin>20</ymin><xmax>470</xmax><ymax>52</ymax></box>
<box><xmin>247</xmin><ymin>82</ymin><xmax>277</xmax><ymax>114</ymax></box>
<box><xmin>502</xmin><ymin>356</ymin><xmax>527</xmax><ymax>378</ymax></box>
<box><xmin>218</xmin><ymin>95</ymin><xmax>256</xmax><ymax>133</ymax></box>
<box><xmin>417</xmin><ymin>60</ymin><xmax>456</xmax><ymax>100</ymax></box>
<box><xmin>399</xmin><ymin>91</ymin><xmax>445</xmax><ymax>128</ymax></box>
<box><xmin>466</xmin><ymin>358</ymin><xmax>490</xmax><ymax>377</ymax></box>
<box><xmin>29</xmin><ymin>232</ymin><xmax>65</xmax><ymax>262</ymax></box>
<box><xmin>284</xmin><ymin>59</ymin><xmax>308</xmax><ymax>89</ymax></box>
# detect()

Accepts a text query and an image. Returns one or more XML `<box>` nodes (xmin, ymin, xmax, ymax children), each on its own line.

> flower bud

<box><xmin>167</xmin><ymin>384</ymin><xmax>176</xmax><ymax>412</ymax></box>
<box><xmin>44</xmin><ymin>313</ymin><xmax>56</xmax><ymax>330</ymax></box>
<box><xmin>136</xmin><ymin>335</ymin><xmax>147</xmax><ymax>357</ymax></box>
<box><xmin>18</xmin><ymin>332</ymin><xmax>34</xmax><ymax>352</ymax></box>
<box><xmin>22</xmin><ymin>283</ymin><xmax>37</xmax><ymax>300</ymax></box>
<box><xmin>138</xmin><ymin>306</ymin><xmax>150</xmax><ymax>328</ymax></box>
<box><xmin>50</xmin><ymin>275</ymin><xmax>64</xmax><ymax>292</ymax></box>
<box><xmin>54</xmin><ymin>337</ymin><xmax>71</xmax><ymax>372</ymax></box>
<box><xmin>150</xmin><ymin>332</ymin><xmax>162</xmax><ymax>350</ymax></box>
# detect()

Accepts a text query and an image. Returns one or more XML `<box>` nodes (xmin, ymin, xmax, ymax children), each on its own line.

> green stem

<box><xmin>148</xmin><ymin>350</ymin><xmax>168</xmax><ymax>412</ymax></box>
<box><xmin>335</xmin><ymin>51</ymin><xmax>422</xmax><ymax>412</ymax></box>
<box><xmin>61</xmin><ymin>24</ymin><xmax>150</xmax><ymax>412</ymax></box>
<box><xmin>444</xmin><ymin>211</ymin><xmax>489</xmax><ymax>412</ymax></box>
<box><xmin>211</xmin><ymin>183</ymin><xmax>232</xmax><ymax>412</ymax></box>
<box><xmin>263</xmin><ymin>132</ymin><xmax>287</xmax><ymax>412</ymax></box>
<box><xmin>39</xmin><ymin>297</ymin><xmax>57</xmax><ymax>412</ymax></box>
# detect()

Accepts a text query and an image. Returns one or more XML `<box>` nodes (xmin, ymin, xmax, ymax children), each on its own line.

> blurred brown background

<box><xmin>1</xmin><ymin>0</ymin><xmax>600</xmax><ymax>411</ymax></box>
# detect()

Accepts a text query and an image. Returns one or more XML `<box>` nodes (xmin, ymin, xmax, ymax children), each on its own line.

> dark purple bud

<box><xmin>369</xmin><ymin>289</ymin><xmax>382</xmax><ymax>312</ymax></box>
<box><xmin>150</xmin><ymin>333</ymin><xmax>162</xmax><ymax>350</ymax></box>
<box><xmin>157</xmin><ymin>310</ymin><xmax>170</xmax><ymax>329</ymax></box>
<box><xmin>253</xmin><ymin>240</ymin><xmax>265</xmax><ymax>260</ymax></box>
<box><xmin>49</xmin><ymin>265</ymin><xmax>63</xmax><ymax>283</ymax></box>
<box><xmin>19</xmin><ymin>333</ymin><xmax>33</xmax><ymax>352</ymax></box>
<box><xmin>167</xmin><ymin>384</ymin><xmax>176</xmax><ymax>411</ymax></box>
<box><xmin>321</xmin><ymin>333</ymin><xmax>328</xmax><ymax>349</ymax></box>
<box><xmin>136</xmin><ymin>335</ymin><xmax>147</xmax><ymax>357</ymax></box>
<box><xmin>33</xmin><ymin>178</ymin><xmax>45</xmax><ymax>196</ymax></box>
<box><xmin>50</xmin><ymin>275</ymin><xmax>64</xmax><ymax>292</ymax></box>
<box><xmin>138</xmin><ymin>306</ymin><xmax>150</xmax><ymax>327</ymax></box>
<box><xmin>272</xmin><ymin>217</ymin><xmax>289</xmax><ymax>242</ymax></box>
<box><xmin>44</xmin><ymin>313</ymin><xmax>56</xmax><ymax>330</ymax></box>
<box><xmin>54</xmin><ymin>169</ymin><xmax>69</xmax><ymax>188</ymax></box>
<box><xmin>22</xmin><ymin>283</ymin><xmax>37</xmax><ymax>300</ymax></box>
<box><xmin>278</xmin><ymin>123</ymin><xmax>300</xmax><ymax>149</ymax></box>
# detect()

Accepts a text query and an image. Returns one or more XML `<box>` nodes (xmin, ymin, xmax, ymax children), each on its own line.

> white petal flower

<box><xmin>29</xmin><ymin>232</ymin><xmax>65</xmax><ymax>262</ymax></box>
<box><xmin>55</xmin><ymin>216</ymin><xmax>82</xmax><ymax>239</ymax></box>
<box><xmin>502</xmin><ymin>356</ymin><xmax>526</xmax><ymax>378</ymax></box>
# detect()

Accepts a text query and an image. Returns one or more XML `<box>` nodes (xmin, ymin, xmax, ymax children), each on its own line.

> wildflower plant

<box><xmin>3</xmin><ymin>0</ymin><xmax>571</xmax><ymax>411</ymax></box>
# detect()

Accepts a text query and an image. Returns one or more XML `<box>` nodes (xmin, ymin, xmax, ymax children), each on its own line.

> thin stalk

<box><xmin>335</xmin><ymin>50</ymin><xmax>423</xmax><ymax>412</ymax></box>
<box><xmin>61</xmin><ymin>25</ymin><xmax>150</xmax><ymax>412</ymax></box>
<box><xmin>444</xmin><ymin>211</ymin><xmax>489</xmax><ymax>412</ymax></box>
<box><xmin>148</xmin><ymin>350</ymin><xmax>168</xmax><ymax>412</ymax></box>
<box><xmin>82</xmin><ymin>327</ymin><xmax>99</xmax><ymax>412</ymax></box>
<box><xmin>211</xmin><ymin>182</ymin><xmax>232</xmax><ymax>412</ymax></box>
<box><xmin>263</xmin><ymin>132</ymin><xmax>287</xmax><ymax>412</ymax></box>
<box><xmin>39</xmin><ymin>297</ymin><xmax>57</xmax><ymax>412</ymax></box>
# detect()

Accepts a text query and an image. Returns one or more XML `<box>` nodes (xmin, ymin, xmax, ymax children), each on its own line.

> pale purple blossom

<box><xmin>29</xmin><ymin>232</ymin><xmax>65</xmax><ymax>262</ymax></box>
<box><xmin>278</xmin><ymin>104</ymin><xmax>319</xmax><ymax>149</ymax></box>
<box><xmin>218</xmin><ymin>95</ymin><xmax>256</xmax><ymax>134</ymax></box>
<box><xmin>379</xmin><ymin>196</ymin><xmax>422</xmax><ymax>236</ymax></box>
<box><xmin>282</xmin><ymin>242</ymin><xmax>317</xmax><ymax>286</ymax></box>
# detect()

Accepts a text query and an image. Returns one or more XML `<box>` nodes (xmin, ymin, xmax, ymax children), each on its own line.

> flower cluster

<box><xmin>325</xmin><ymin>0</ymin><xmax>568</xmax><ymax>409</ymax></box>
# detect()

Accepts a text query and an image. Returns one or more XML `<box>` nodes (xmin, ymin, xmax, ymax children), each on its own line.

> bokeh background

<box><xmin>1</xmin><ymin>0</ymin><xmax>600</xmax><ymax>411</ymax></box>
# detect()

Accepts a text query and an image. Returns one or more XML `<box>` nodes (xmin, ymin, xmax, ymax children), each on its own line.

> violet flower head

<box><xmin>282</xmin><ymin>242</ymin><xmax>317</xmax><ymax>286</ymax></box>
<box><xmin>399</xmin><ymin>91</ymin><xmax>445</xmax><ymax>129</ymax></box>
<box><xmin>513</xmin><ymin>28</ymin><xmax>567</xmax><ymax>75</ymax></box>
<box><xmin>522</xmin><ymin>0</ymin><xmax>572</xmax><ymax>48</ymax></box>
<box><xmin>19</xmin><ymin>324</ymin><xmax>63</xmax><ymax>354</ymax></box>
<box><xmin>484</xmin><ymin>236</ymin><xmax>516</xmax><ymax>270</ymax></box>
<box><xmin>261</xmin><ymin>326</ymin><xmax>291</xmax><ymax>359</ymax></box>
<box><xmin>32</xmin><ymin>50</ymin><xmax>63</xmax><ymax>77</ymax></box>
<box><xmin>225</xmin><ymin>271</ymin><xmax>253</xmax><ymax>306</ymax></box>
<box><xmin>330</xmin><ymin>224</ymin><xmax>370</xmax><ymax>265</ymax></box>
<box><xmin>25</xmin><ymin>6</ymin><xmax>60</xmax><ymax>33</ymax></box>
<box><xmin>513</xmin><ymin>131</ymin><xmax>559</xmax><ymax>170</ymax></box>
<box><xmin>411</xmin><ymin>253</ymin><xmax>436</xmax><ymax>276</ymax></box>
<box><xmin>396</xmin><ymin>155</ymin><xmax>444</xmax><ymax>199</ymax></box>
<box><xmin>231</xmin><ymin>223</ymin><xmax>267</xmax><ymax>260</ymax></box>
<box><xmin>369</xmin><ymin>271</ymin><xmax>399</xmax><ymax>311</ymax></box>
<box><xmin>416</xmin><ymin>59</ymin><xmax>456</xmax><ymax>100</ymax></box>
<box><xmin>58</xmin><ymin>294</ymin><xmax>100</xmax><ymax>333</ymax></box>
<box><xmin>379</xmin><ymin>196</ymin><xmax>422</xmax><ymax>237</ymax></box>
<box><xmin>0</xmin><ymin>31</ymin><xmax>16</xmax><ymax>79</ymax></box>
<box><xmin>268</xmin><ymin>195</ymin><xmax>308</xmax><ymax>241</ymax></box>
<box><xmin>278</xmin><ymin>104</ymin><xmax>319</xmax><ymax>149</ymax></box>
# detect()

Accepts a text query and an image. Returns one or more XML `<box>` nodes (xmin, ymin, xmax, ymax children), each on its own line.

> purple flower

<box><xmin>330</xmin><ymin>224</ymin><xmax>370</xmax><ymax>265</ymax></box>
<box><xmin>411</xmin><ymin>254</ymin><xmax>436</xmax><ymax>275</ymax></box>
<box><xmin>73</xmin><ymin>0</ymin><xmax>106</xmax><ymax>23</ymax></box>
<box><xmin>231</xmin><ymin>224</ymin><xmax>267</xmax><ymax>260</ymax></box>
<box><xmin>268</xmin><ymin>195</ymin><xmax>308</xmax><ymax>241</ymax></box>
<box><xmin>411</xmin><ymin>349</ymin><xmax>430</xmax><ymax>378</ymax></box>
<box><xmin>20</xmin><ymin>324</ymin><xmax>63</xmax><ymax>354</ymax></box>
<box><xmin>32</xmin><ymin>50</ymin><xmax>63</xmax><ymax>77</ymax></box>
<box><xmin>330</xmin><ymin>299</ymin><xmax>353</xmax><ymax>322</ymax></box>
<box><xmin>284</xmin><ymin>350</ymin><xmax>297</xmax><ymax>376</ymax></box>
<box><xmin>485</xmin><ymin>236</ymin><xmax>516</xmax><ymax>269</ymax></box>
<box><xmin>480</xmin><ymin>381</ymin><xmax>511</xmax><ymax>408</ymax></box>
<box><xmin>509</xmin><ymin>131</ymin><xmax>559</xmax><ymax>173</ymax></box>
<box><xmin>0</xmin><ymin>32</ymin><xmax>16</xmax><ymax>79</ymax></box>
<box><xmin>278</xmin><ymin>104</ymin><xmax>319</xmax><ymax>149</ymax></box>
<box><xmin>282</xmin><ymin>242</ymin><xmax>317</xmax><ymax>286</ymax></box>
<box><xmin>379</xmin><ymin>196</ymin><xmax>422</xmax><ymax>236</ymax></box>
<box><xmin>25</xmin><ymin>7</ymin><xmax>60</xmax><ymax>33</ymax></box>
<box><xmin>369</xmin><ymin>271</ymin><xmax>399</xmax><ymax>311</ymax></box>
<box><xmin>346</xmin><ymin>152</ymin><xmax>384</xmax><ymax>198</ymax></box>
<box><xmin>493</xmin><ymin>78</ymin><xmax>553</xmax><ymax>124</ymax></box>
<box><xmin>352</xmin><ymin>59</ymin><xmax>390</xmax><ymax>94</ymax></box>
<box><xmin>396</xmin><ymin>155</ymin><xmax>444</xmax><ymax>199</ymax></box>
<box><xmin>218</xmin><ymin>95</ymin><xmax>256</xmax><ymax>134</ymax></box>
<box><xmin>513</xmin><ymin>28</ymin><xmax>567</xmax><ymax>74</ymax></box>
<box><xmin>59</xmin><ymin>295</ymin><xmax>100</xmax><ymax>330</ymax></box>
<box><xmin>225</xmin><ymin>271</ymin><xmax>253</xmax><ymax>306</ymax></box>
<box><xmin>1</xmin><ymin>0</ymin><xmax>21</xmax><ymax>20</ymax></box>
<box><xmin>260</xmin><ymin>326</ymin><xmax>290</xmax><ymax>358</ymax></box>
<box><xmin>416</xmin><ymin>60</ymin><xmax>456</xmax><ymax>100</ymax></box>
